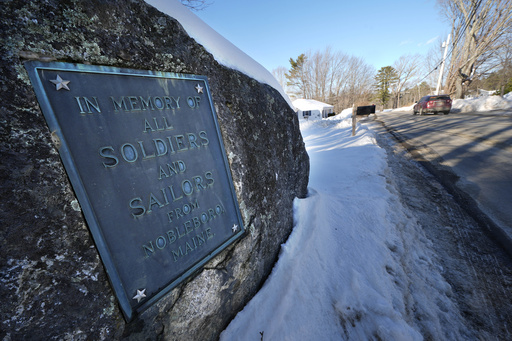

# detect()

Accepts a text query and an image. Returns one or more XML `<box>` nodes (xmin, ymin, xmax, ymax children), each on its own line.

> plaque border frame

<box><xmin>24</xmin><ymin>61</ymin><xmax>245</xmax><ymax>321</ymax></box>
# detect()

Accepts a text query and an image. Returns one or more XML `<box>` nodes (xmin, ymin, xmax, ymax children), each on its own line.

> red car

<box><xmin>413</xmin><ymin>95</ymin><xmax>452</xmax><ymax>115</ymax></box>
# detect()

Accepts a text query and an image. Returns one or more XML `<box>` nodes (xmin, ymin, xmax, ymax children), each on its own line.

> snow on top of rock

<box><xmin>144</xmin><ymin>0</ymin><xmax>292</xmax><ymax>108</ymax></box>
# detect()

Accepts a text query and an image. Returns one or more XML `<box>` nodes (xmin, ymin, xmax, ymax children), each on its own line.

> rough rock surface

<box><xmin>0</xmin><ymin>1</ymin><xmax>309</xmax><ymax>340</ymax></box>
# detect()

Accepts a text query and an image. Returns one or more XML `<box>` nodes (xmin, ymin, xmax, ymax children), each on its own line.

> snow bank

<box><xmin>337</xmin><ymin>107</ymin><xmax>353</xmax><ymax>119</ymax></box>
<box><xmin>452</xmin><ymin>94</ymin><xmax>512</xmax><ymax>113</ymax></box>
<box><xmin>220</xmin><ymin>117</ymin><xmax>469</xmax><ymax>340</ymax></box>
<box><xmin>144</xmin><ymin>0</ymin><xmax>292</xmax><ymax>108</ymax></box>
<box><xmin>356</xmin><ymin>95</ymin><xmax>512</xmax><ymax>115</ymax></box>
<box><xmin>330</xmin><ymin>107</ymin><xmax>378</xmax><ymax>121</ymax></box>
<box><xmin>392</xmin><ymin>105</ymin><xmax>414</xmax><ymax>112</ymax></box>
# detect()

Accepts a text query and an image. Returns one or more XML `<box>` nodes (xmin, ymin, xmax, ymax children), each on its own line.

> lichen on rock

<box><xmin>0</xmin><ymin>0</ymin><xmax>309</xmax><ymax>340</ymax></box>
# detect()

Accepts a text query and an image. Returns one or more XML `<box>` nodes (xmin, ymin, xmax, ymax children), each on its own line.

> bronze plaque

<box><xmin>25</xmin><ymin>61</ymin><xmax>245</xmax><ymax>320</ymax></box>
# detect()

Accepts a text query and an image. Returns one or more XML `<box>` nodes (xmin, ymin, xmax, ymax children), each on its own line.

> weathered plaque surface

<box><xmin>25</xmin><ymin>61</ymin><xmax>245</xmax><ymax>320</ymax></box>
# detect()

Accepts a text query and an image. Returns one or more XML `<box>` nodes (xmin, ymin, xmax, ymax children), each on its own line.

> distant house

<box><xmin>478</xmin><ymin>89</ymin><xmax>497</xmax><ymax>96</ymax></box>
<box><xmin>465</xmin><ymin>89</ymin><xmax>498</xmax><ymax>99</ymax></box>
<box><xmin>293</xmin><ymin>99</ymin><xmax>334</xmax><ymax>120</ymax></box>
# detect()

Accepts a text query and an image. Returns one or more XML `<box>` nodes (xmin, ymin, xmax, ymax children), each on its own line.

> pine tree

<box><xmin>374</xmin><ymin>66</ymin><xmax>398</xmax><ymax>108</ymax></box>
<box><xmin>285</xmin><ymin>54</ymin><xmax>308</xmax><ymax>98</ymax></box>
<box><xmin>502</xmin><ymin>77</ymin><xmax>512</xmax><ymax>95</ymax></box>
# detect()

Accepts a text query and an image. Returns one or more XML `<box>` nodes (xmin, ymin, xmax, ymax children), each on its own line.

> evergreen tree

<box><xmin>374</xmin><ymin>66</ymin><xmax>398</xmax><ymax>108</ymax></box>
<box><xmin>285</xmin><ymin>54</ymin><xmax>308</xmax><ymax>98</ymax></box>
<box><xmin>414</xmin><ymin>81</ymin><xmax>431</xmax><ymax>101</ymax></box>
<box><xmin>502</xmin><ymin>77</ymin><xmax>512</xmax><ymax>95</ymax></box>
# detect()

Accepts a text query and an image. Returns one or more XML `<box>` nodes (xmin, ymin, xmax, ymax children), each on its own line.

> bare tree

<box><xmin>305</xmin><ymin>47</ymin><xmax>352</xmax><ymax>104</ymax></box>
<box><xmin>286</xmin><ymin>48</ymin><xmax>344</xmax><ymax>102</ymax></box>
<box><xmin>391</xmin><ymin>54</ymin><xmax>421</xmax><ymax>108</ymax></box>
<box><xmin>424</xmin><ymin>41</ymin><xmax>445</xmax><ymax>92</ymax></box>
<box><xmin>309</xmin><ymin>49</ymin><xmax>327</xmax><ymax>100</ymax></box>
<box><xmin>335</xmin><ymin>56</ymin><xmax>375</xmax><ymax>111</ymax></box>
<box><xmin>272</xmin><ymin>66</ymin><xmax>290</xmax><ymax>95</ymax></box>
<box><xmin>285</xmin><ymin>48</ymin><xmax>375</xmax><ymax>113</ymax></box>
<box><xmin>181</xmin><ymin>0</ymin><xmax>212</xmax><ymax>11</ymax></box>
<box><xmin>438</xmin><ymin>0</ymin><xmax>512</xmax><ymax>98</ymax></box>
<box><xmin>493</xmin><ymin>32</ymin><xmax>512</xmax><ymax>95</ymax></box>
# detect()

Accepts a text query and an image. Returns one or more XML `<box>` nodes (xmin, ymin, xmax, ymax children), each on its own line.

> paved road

<box><xmin>375</xmin><ymin>110</ymin><xmax>512</xmax><ymax>252</ymax></box>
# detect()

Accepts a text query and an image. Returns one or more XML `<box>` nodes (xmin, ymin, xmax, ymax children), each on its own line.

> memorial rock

<box><xmin>0</xmin><ymin>1</ymin><xmax>309</xmax><ymax>340</ymax></box>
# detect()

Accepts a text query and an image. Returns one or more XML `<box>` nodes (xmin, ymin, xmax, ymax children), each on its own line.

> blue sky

<box><xmin>195</xmin><ymin>0</ymin><xmax>451</xmax><ymax>73</ymax></box>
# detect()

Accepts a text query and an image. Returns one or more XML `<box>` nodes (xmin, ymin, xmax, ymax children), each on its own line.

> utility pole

<box><xmin>435</xmin><ymin>33</ymin><xmax>451</xmax><ymax>95</ymax></box>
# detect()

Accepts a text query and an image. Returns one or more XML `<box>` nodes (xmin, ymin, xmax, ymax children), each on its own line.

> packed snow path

<box><xmin>220</xmin><ymin>117</ymin><xmax>512</xmax><ymax>340</ymax></box>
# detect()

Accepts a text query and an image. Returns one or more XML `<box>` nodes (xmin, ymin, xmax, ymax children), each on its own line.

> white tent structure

<box><xmin>293</xmin><ymin>99</ymin><xmax>334</xmax><ymax>120</ymax></box>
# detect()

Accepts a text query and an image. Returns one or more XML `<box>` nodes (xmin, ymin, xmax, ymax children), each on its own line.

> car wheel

<box><xmin>444</xmin><ymin>111</ymin><xmax>449</xmax><ymax>115</ymax></box>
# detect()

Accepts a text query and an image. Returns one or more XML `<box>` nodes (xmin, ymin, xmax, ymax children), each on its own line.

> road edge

<box><xmin>374</xmin><ymin>116</ymin><xmax>512</xmax><ymax>258</ymax></box>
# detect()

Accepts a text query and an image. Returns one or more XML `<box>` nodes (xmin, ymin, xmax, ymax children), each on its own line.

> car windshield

<box><xmin>429</xmin><ymin>96</ymin><xmax>450</xmax><ymax>100</ymax></box>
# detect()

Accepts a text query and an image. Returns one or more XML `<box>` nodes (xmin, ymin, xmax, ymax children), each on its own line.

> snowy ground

<box><xmin>221</xmin><ymin>117</ymin><xmax>469</xmax><ymax>340</ymax></box>
<box><xmin>451</xmin><ymin>93</ymin><xmax>512</xmax><ymax>114</ymax></box>
<box><xmin>220</xmin><ymin>95</ymin><xmax>512</xmax><ymax>340</ymax></box>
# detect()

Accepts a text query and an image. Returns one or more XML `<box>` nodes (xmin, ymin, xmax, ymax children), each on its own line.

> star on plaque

<box><xmin>195</xmin><ymin>84</ymin><xmax>203</xmax><ymax>94</ymax></box>
<box><xmin>50</xmin><ymin>75</ymin><xmax>70</xmax><ymax>91</ymax></box>
<box><xmin>133</xmin><ymin>289</ymin><xmax>146</xmax><ymax>303</ymax></box>
<box><xmin>232</xmin><ymin>224</ymin><xmax>238</xmax><ymax>233</ymax></box>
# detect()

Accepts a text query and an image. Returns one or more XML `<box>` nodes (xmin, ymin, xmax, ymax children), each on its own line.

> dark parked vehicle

<box><xmin>413</xmin><ymin>95</ymin><xmax>452</xmax><ymax>115</ymax></box>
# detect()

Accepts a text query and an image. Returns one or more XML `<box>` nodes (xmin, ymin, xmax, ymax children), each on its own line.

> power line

<box><xmin>416</xmin><ymin>0</ymin><xmax>483</xmax><ymax>87</ymax></box>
